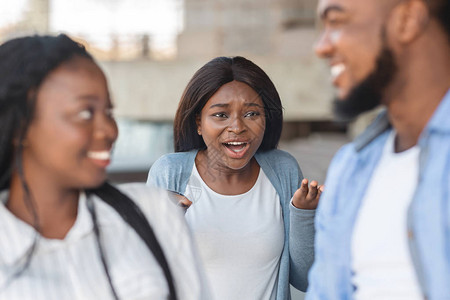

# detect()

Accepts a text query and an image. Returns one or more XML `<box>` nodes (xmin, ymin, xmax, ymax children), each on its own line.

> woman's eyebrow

<box><xmin>209</xmin><ymin>103</ymin><xmax>229</xmax><ymax>109</ymax></box>
<box><xmin>76</xmin><ymin>94</ymin><xmax>112</xmax><ymax>105</ymax></box>
<box><xmin>245</xmin><ymin>102</ymin><xmax>263</xmax><ymax>108</ymax></box>
<box><xmin>209</xmin><ymin>102</ymin><xmax>263</xmax><ymax>109</ymax></box>
<box><xmin>76</xmin><ymin>95</ymin><xmax>100</xmax><ymax>102</ymax></box>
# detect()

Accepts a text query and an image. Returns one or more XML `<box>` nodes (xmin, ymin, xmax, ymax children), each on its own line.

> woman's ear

<box><xmin>12</xmin><ymin>128</ymin><xmax>29</xmax><ymax>149</ymax></box>
<box><xmin>195</xmin><ymin>115</ymin><xmax>201</xmax><ymax>135</ymax></box>
<box><xmin>13</xmin><ymin>137</ymin><xmax>28</xmax><ymax>149</ymax></box>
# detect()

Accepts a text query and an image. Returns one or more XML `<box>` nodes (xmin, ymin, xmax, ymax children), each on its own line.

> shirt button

<box><xmin>408</xmin><ymin>230</ymin><xmax>414</xmax><ymax>240</ymax></box>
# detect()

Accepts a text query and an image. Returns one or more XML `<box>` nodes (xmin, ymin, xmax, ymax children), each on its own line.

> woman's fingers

<box><xmin>292</xmin><ymin>178</ymin><xmax>322</xmax><ymax>209</ymax></box>
<box><xmin>317</xmin><ymin>185</ymin><xmax>323</xmax><ymax>197</ymax></box>
<box><xmin>307</xmin><ymin>180</ymin><xmax>319</xmax><ymax>200</ymax></box>
<box><xmin>298</xmin><ymin>178</ymin><xmax>309</xmax><ymax>199</ymax></box>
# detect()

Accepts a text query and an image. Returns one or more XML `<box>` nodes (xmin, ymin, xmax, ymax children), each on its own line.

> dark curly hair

<box><xmin>0</xmin><ymin>34</ymin><xmax>92</xmax><ymax>190</ymax></box>
<box><xmin>173</xmin><ymin>56</ymin><xmax>283</xmax><ymax>152</ymax></box>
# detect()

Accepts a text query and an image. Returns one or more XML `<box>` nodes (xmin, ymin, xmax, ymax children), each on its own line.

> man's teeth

<box><xmin>331</xmin><ymin>64</ymin><xmax>345</xmax><ymax>79</ymax></box>
<box><xmin>226</xmin><ymin>142</ymin><xmax>245</xmax><ymax>146</ymax></box>
<box><xmin>87</xmin><ymin>151</ymin><xmax>111</xmax><ymax>160</ymax></box>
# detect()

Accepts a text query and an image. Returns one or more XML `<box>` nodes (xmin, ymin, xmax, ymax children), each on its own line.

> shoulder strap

<box><xmin>91</xmin><ymin>182</ymin><xmax>178</xmax><ymax>300</ymax></box>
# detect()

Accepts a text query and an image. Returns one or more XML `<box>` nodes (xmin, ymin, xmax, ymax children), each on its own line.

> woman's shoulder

<box><xmin>150</xmin><ymin>151</ymin><xmax>197</xmax><ymax>172</ymax></box>
<box><xmin>148</xmin><ymin>151</ymin><xmax>197</xmax><ymax>189</ymax></box>
<box><xmin>256</xmin><ymin>149</ymin><xmax>302</xmax><ymax>186</ymax></box>
<box><xmin>116</xmin><ymin>182</ymin><xmax>173</xmax><ymax>204</ymax></box>
<box><xmin>115</xmin><ymin>183</ymin><xmax>183</xmax><ymax>224</ymax></box>
<box><xmin>256</xmin><ymin>149</ymin><xmax>300</xmax><ymax>168</ymax></box>
<box><xmin>152</xmin><ymin>151</ymin><xmax>194</xmax><ymax>165</ymax></box>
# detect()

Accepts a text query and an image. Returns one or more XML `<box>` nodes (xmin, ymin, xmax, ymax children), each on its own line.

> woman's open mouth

<box><xmin>222</xmin><ymin>141</ymin><xmax>250</xmax><ymax>158</ymax></box>
<box><xmin>87</xmin><ymin>150</ymin><xmax>111</xmax><ymax>168</ymax></box>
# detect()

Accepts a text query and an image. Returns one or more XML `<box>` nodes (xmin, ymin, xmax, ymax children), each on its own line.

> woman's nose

<box><xmin>227</xmin><ymin>116</ymin><xmax>246</xmax><ymax>134</ymax></box>
<box><xmin>94</xmin><ymin>114</ymin><xmax>118</xmax><ymax>143</ymax></box>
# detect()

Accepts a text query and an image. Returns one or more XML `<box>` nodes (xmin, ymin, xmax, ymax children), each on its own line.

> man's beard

<box><xmin>333</xmin><ymin>42</ymin><xmax>397</xmax><ymax>122</ymax></box>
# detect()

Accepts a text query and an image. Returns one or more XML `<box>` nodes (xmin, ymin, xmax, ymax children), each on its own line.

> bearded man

<box><xmin>306</xmin><ymin>0</ymin><xmax>450</xmax><ymax>299</ymax></box>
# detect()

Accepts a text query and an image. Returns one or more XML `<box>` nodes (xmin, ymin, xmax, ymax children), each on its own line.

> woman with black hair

<box><xmin>0</xmin><ymin>34</ymin><xmax>209</xmax><ymax>300</ymax></box>
<box><xmin>148</xmin><ymin>56</ymin><xmax>321</xmax><ymax>300</ymax></box>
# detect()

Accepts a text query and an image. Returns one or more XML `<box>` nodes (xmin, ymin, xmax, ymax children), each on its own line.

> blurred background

<box><xmin>1</xmin><ymin>1</ymin><xmax>373</xmax><ymax>297</ymax></box>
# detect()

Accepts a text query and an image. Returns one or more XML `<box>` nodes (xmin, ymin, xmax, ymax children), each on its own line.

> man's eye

<box><xmin>326</xmin><ymin>15</ymin><xmax>346</xmax><ymax>27</ymax></box>
<box><xmin>328</xmin><ymin>20</ymin><xmax>342</xmax><ymax>27</ymax></box>
<box><xmin>105</xmin><ymin>107</ymin><xmax>114</xmax><ymax>118</ymax></box>
<box><xmin>78</xmin><ymin>109</ymin><xmax>93</xmax><ymax>120</ymax></box>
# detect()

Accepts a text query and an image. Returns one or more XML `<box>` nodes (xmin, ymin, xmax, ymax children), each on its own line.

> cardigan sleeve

<box><xmin>258</xmin><ymin>149</ymin><xmax>316</xmax><ymax>292</ymax></box>
<box><xmin>277</xmin><ymin>151</ymin><xmax>316</xmax><ymax>292</ymax></box>
<box><xmin>289</xmin><ymin>203</ymin><xmax>316</xmax><ymax>292</ymax></box>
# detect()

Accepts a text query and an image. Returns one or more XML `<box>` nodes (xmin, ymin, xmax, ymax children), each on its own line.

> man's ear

<box><xmin>390</xmin><ymin>0</ymin><xmax>429</xmax><ymax>44</ymax></box>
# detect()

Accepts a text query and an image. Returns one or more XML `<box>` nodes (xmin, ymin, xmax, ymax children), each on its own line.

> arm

<box><xmin>289</xmin><ymin>179</ymin><xmax>321</xmax><ymax>292</ymax></box>
<box><xmin>261</xmin><ymin>150</ymin><xmax>320</xmax><ymax>291</ymax></box>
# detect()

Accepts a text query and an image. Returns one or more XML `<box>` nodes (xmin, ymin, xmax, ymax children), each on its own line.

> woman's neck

<box><xmin>195</xmin><ymin>151</ymin><xmax>260</xmax><ymax>195</ymax></box>
<box><xmin>7</xmin><ymin>174</ymin><xmax>79</xmax><ymax>239</ymax></box>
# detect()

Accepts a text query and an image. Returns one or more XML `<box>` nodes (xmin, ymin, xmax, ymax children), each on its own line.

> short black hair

<box><xmin>173</xmin><ymin>56</ymin><xmax>283</xmax><ymax>152</ymax></box>
<box><xmin>0</xmin><ymin>34</ymin><xmax>92</xmax><ymax>190</ymax></box>
<box><xmin>428</xmin><ymin>0</ymin><xmax>450</xmax><ymax>39</ymax></box>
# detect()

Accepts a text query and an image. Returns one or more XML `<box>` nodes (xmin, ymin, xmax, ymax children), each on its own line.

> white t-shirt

<box><xmin>351</xmin><ymin>131</ymin><xmax>422</xmax><ymax>299</ymax></box>
<box><xmin>0</xmin><ymin>183</ymin><xmax>210</xmax><ymax>300</ymax></box>
<box><xmin>184</xmin><ymin>165</ymin><xmax>284</xmax><ymax>300</ymax></box>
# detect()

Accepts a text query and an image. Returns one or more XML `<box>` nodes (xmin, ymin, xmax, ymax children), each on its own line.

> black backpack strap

<box><xmin>89</xmin><ymin>182</ymin><xmax>178</xmax><ymax>300</ymax></box>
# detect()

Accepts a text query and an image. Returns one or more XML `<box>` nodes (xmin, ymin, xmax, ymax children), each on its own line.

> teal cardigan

<box><xmin>147</xmin><ymin>149</ymin><xmax>315</xmax><ymax>299</ymax></box>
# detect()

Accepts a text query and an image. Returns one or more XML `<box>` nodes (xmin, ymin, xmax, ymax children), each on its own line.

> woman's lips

<box><xmin>87</xmin><ymin>150</ymin><xmax>111</xmax><ymax>168</ymax></box>
<box><xmin>222</xmin><ymin>141</ymin><xmax>250</xmax><ymax>158</ymax></box>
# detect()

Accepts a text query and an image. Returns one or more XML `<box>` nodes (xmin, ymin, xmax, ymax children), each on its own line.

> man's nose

<box><xmin>314</xmin><ymin>30</ymin><xmax>334</xmax><ymax>59</ymax></box>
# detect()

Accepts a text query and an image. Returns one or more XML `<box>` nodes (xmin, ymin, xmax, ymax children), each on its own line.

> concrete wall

<box><xmin>99</xmin><ymin>0</ymin><xmax>335</xmax><ymax>123</ymax></box>
<box><xmin>100</xmin><ymin>54</ymin><xmax>334</xmax><ymax>122</ymax></box>
<box><xmin>3</xmin><ymin>0</ymin><xmax>338</xmax><ymax>125</ymax></box>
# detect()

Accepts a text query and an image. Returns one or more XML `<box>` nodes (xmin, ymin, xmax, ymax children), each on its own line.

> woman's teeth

<box><xmin>224</xmin><ymin>142</ymin><xmax>247</xmax><ymax>153</ymax></box>
<box><xmin>87</xmin><ymin>150</ymin><xmax>111</xmax><ymax>160</ymax></box>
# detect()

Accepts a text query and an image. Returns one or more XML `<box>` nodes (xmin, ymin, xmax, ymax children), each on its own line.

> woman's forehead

<box><xmin>206</xmin><ymin>81</ymin><xmax>262</xmax><ymax>106</ymax></box>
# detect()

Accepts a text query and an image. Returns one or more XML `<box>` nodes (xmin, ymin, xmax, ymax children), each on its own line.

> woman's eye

<box><xmin>78</xmin><ymin>109</ymin><xmax>94</xmax><ymax>120</ymax></box>
<box><xmin>244</xmin><ymin>111</ymin><xmax>260</xmax><ymax>118</ymax></box>
<box><xmin>213</xmin><ymin>113</ymin><xmax>227</xmax><ymax>118</ymax></box>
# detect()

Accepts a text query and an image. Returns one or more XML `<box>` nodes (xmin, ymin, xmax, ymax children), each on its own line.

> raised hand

<box><xmin>292</xmin><ymin>178</ymin><xmax>322</xmax><ymax>210</ymax></box>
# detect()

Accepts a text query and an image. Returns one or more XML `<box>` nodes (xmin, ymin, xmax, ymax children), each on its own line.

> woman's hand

<box><xmin>292</xmin><ymin>178</ymin><xmax>322</xmax><ymax>210</ymax></box>
<box><xmin>168</xmin><ymin>191</ymin><xmax>193</xmax><ymax>213</ymax></box>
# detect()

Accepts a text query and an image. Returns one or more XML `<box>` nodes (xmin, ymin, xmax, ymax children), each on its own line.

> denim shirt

<box><xmin>306</xmin><ymin>89</ymin><xmax>450</xmax><ymax>300</ymax></box>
